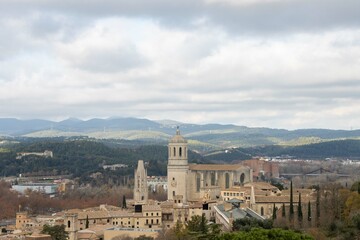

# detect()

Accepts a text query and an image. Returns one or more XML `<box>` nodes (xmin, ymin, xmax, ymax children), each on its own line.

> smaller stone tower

<box><xmin>64</xmin><ymin>213</ymin><xmax>78</xmax><ymax>240</ymax></box>
<box><xmin>134</xmin><ymin>160</ymin><xmax>148</xmax><ymax>203</ymax></box>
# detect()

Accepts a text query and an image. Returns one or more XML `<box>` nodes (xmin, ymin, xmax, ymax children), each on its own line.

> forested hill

<box><xmin>0</xmin><ymin>139</ymin><xmax>204</xmax><ymax>179</ymax></box>
<box><xmin>204</xmin><ymin>139</ymin><xmax>360</xmax><ymax>162</ymax></box>
<box><xmin>1</xmin><ymin>138</ymin><xmax>360</xmax><ymax>180</ymax></box>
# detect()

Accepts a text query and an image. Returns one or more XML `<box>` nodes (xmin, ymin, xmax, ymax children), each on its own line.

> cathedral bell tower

<box><xmin>167</xmin><ymin>127</ymin><xmax>188</xmax><ymax>203</ymax></box>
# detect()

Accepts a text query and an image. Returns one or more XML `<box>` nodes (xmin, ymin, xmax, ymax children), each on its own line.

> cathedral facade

<box><xmin>167</xmin><ymin>128</ymin><xmax>252</xmax><ymax>203</ymax></box>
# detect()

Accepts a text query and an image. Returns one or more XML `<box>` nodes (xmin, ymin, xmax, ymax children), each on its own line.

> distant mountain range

<box><xmin>1</xmin><ymin>117</ymin><xmax>360</xmax><ymax>150</ymax></box>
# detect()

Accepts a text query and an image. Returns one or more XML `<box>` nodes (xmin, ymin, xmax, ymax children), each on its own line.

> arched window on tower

<box><xmin>225</xmin><ymin>173</ymin><xmax>230</xmax><ymax>189</ymax></box>
<box><xmin>261</xmin><ymin>207</ymin><xmax>264</xmax><ymax>216</ymax></box>
<box><xmin>173</xmin><ymin>147</ymin><xmax>176</xmax><ymax>157</ymax></box>
<box><xmin>179</xmin><ymin>147</ymin><xmax>182</xmax><ymax>157</ymax></box>
<box><xmin>68</xmin><ymin>220</ymin><xmax>71</xmax><ymax>228</ymax></box>
<box><xmin>240</xmin><ymin>173</ymin><xmax>245</xmax><ymax>184</ymax></box>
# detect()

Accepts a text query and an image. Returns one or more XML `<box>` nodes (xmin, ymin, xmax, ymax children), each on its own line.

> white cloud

<box><xmin>0</xmin><ymin>1</ymin><xmax>360</xmax><ymax>129</ymax></box>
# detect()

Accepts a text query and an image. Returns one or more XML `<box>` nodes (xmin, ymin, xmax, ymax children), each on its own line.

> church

<box><xmin>167</xmin><ymin>128</ymin><xmax>253</xmax><ymax>204</ymax></box>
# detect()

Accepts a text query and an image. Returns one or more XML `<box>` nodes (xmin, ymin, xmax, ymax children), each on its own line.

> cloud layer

<box><xmin>0</xmin><ymin>0</ymin><xmax>360</xmax><ymax>129</ymax></box>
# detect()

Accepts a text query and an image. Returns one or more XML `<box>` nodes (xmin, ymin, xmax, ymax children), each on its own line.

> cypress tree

<box><xmin>122</xmin><ymin>195</ymin><xmax>127</xmax><ymax>209</ymax></box>
<box><xmin>272</xmin><ymin>203</ymin><xmax>277</xmax><ymax>220</ymax></box>
<box><xmin>282</xmin><ymin>203</ymin><xmax>286</xmax><ymax>218</ymax></box>
<box><xmin>316</xmin><ymin>186</ymin><xmax>320</xmax><ymax>227</ymax></box>
<box><xmin>307</xmin><ymin>201</ymin><xmax>311</xmax><ymax>222</ymax></box>
<box><xmin>298</xmin><ymin>193</ymin><xmax>303</xmax><ymax>222</ymax></box>
<box><xmin>85</xmin><ymin>215</ymin><xmax>89</xmax><ymax>229</ymax></box>
<box><xmin>289</xmin><ymin>181</ymin><xmax>294</xmax><ymax>219</ymax></box>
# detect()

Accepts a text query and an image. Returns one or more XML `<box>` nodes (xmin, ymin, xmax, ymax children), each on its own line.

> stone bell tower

<box><xmin>167</xmin><ymin>127</ymin><xmax>188</xmax><ymax>203</ymax></box>
<box><xmin>134</xmin><ymin>160</ymin><xmax>148</xmax><ymax>204</ymax></box>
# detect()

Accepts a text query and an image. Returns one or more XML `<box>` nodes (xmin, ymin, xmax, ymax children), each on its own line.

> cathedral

<box><xmin>167</xmin><ymin>128</ymin><xmax>253</xmax><ymax>204</ymax></box>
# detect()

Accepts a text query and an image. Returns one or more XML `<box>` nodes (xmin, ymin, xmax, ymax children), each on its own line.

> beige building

<box><xmin>64</xmin><ymin>204</ymin><xmax>163</xmax><ymax>240</ymax></box>
<box><xmin>16</xmin><ymin>212</ymin><xmax>32</xmax><ymax>230</ymax></box>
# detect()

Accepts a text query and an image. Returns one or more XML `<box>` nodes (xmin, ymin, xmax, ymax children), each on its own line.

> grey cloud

<box><xmin>74</xmin><ymin>46</ymin><xmax>148</xmax><ymax>73</ymax></box>
<box><xmin>2</xmin><ymin>0</ymin><xmax>360</xmax><ymax>34</ymax></box>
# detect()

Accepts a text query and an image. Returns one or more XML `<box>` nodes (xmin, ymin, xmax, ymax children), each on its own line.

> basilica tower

<box><xmin>167</xmin><ymin>127</ymin><xmax>189</xmax><ymax>203</ymax></box>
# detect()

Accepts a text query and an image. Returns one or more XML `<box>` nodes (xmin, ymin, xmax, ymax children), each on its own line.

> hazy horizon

<box><xmin>1</xmin><ymin>116</ymin><xmax>359</xmax><ymax>131</ymax></box>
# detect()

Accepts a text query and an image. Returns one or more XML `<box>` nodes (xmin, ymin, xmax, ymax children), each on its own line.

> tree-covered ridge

<box><xmin>0</xmin><ymin>139</ymin><xmax>204</xmax><ymax>178</ymax></box>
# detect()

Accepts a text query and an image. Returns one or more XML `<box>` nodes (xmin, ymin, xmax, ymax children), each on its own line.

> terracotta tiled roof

<box><xmin>78</xmin><ymin>211</ymin><xmax>110</xmax><ymax>220</ymax></box>
<box><xmin>255</xmin><ymin>195</ymin><xmax>313</xmax><ymax>203</ymax></box>
<box><xmin>142</xmin><ymin>205</ymin><xmax>161</xmax><ymax>211</ymax></box>
<box><xmin>108</xmin><ymin>211</ymin><xmax>133</xmax><ymax>218</ymax></box>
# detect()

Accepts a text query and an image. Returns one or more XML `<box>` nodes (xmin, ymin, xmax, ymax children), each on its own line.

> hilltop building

<box><xmin>16</xmin><ymin>150</ymin><xmax>53</xmax><ymax>160</ymax></box>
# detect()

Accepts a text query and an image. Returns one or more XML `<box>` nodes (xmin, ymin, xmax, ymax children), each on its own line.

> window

<box><xmin>261</xmin><ymin>207</ymin><xmax>264</xmax><ymax>216</ymax></box>
<box><xmin>179</xmin><ymin>147</ymin><xmax>182</xmax><ymax>157</ymax></box>
<box><xmin>225</xmin><ymin>173</ymin><xmax>230</xmax><ymax>189</ymax></box>
<box><xmin>174</xmin><ymin>147</ymin><xmax>176</xmax><ymax>156</ymax></box>
<box><xmin>146</xmin><ymin>219</ymin><xmax>148</xmax><ymax>224</ymax></box>
<box><xmin>211</xmin><ymin>172</ymin><xmax>216</xmax><ymax>186</ymax></box>
<box><xmin>196</xmin><ymin>174</ymin><xmax>201</xmax><ymax>192</ymax></box>
<box><xmin>67</xmin><ymin>221</ymin><xmax>71</xmax><ymax>228</ymax></box>
<box><xmin>173</xmin><ymin>191</ymin><xmax>175</xmax><ymax>196</ymax></box>
<box><xmin>240</xmin><ymin>173</ymin><xmax>245</xmax><ymax>184</ymax></box>
<box><xmin>156</xmin><ymin>219</ymin><xmax>159</xmax><ymax>224</ymax></box>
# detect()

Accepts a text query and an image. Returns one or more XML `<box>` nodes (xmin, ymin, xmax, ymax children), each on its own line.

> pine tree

<box><xmin>307</xmin><ymin>201</ymin><xmax>311</xmax><ymax>222</ymax></box>
<box><xmin>85</xmin><ymin>215</ymin><xmax>89</xmax><ymax>229</ymax></box>
<box><xmin>282</xmin><ymin>203</ymin><xmax>286</xmax><ymax>218</ymax></box>
<box><xmin>122</xmin><ymin>195</ymin><xmax>127</xmax><ymax>209</ymax></box>
<box><xmin>289</xmin><ymin>181</ymin><xmax>294</xmax><ymax>219</ymax></box>
<box><xmin>272</xmin><ymin>203</ymin><xmax>277</xmax><ymax>220</ymax></box>
<box><xmin>297</xmin><ymin>193</ymin><xmax>303</xmax><ymax>222</ymax></box>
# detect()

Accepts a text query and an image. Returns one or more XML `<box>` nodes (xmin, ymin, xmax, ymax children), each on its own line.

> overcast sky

<box><xmin>0</xmin><ymin>0</ymin><xmax>360</xmax><ymax>129</ymax></box>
